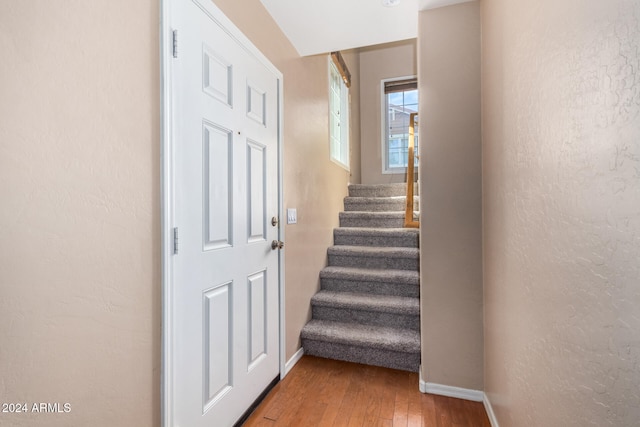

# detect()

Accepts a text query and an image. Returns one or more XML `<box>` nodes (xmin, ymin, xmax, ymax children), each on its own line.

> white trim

<box><xmin>419</xmin><ymin>367</ymin><xmax>427</xmax><ymax>393</ymax></box>
<box><xmin>419</xmin><ymin>371</ymin><xmax>499</xmax><ymax>425</ymax></box>
<box><xmin>483</xmin><ymin>392</ymin><xmax>500</xmax><ymax>427</ymax></box>
<box><xmin>160</xmin><ymin>1</ymin><xmax>173</xmax><ymax>426</ymax></box>
<box><xmin>423</xmin><ymin>382</ymin><xmax>484</xmax><ymax>402</ymax></box>
<box><xmin>283</xmin><ymin>348</ymin><xmax>304</xmax><ymax>377</ymax></box>
<box><xmin>419</xmin><ymin>376</ymin><xmax>484</xmax><ymax>402</ymax></box>
<box><xmin>161</xmin><ymin>0</ymin><xmax>285</xmax><ymax>425</ymax></box>
<box><xmin>277</xmin><ymin>76</ymin><xmax>287</xmax><ymax>380</ymax></box>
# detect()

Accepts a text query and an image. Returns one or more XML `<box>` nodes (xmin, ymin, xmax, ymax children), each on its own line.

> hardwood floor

<box><xmin>242</xmin><ymin>356</ymin><xmax>491</xmax><ymax>427</ymax></box>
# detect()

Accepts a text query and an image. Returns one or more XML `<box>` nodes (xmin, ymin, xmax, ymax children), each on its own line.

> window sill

<box><xmin>331</xmin><ymin>157</ymin><xmax>350</xmax><ymax>172</ymax></box>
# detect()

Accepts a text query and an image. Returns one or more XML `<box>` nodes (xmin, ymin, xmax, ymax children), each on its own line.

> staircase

<box><xmin>300</xmin><ymin>183</ymin><xmax>421</xmax><ymax>372</ymax></box>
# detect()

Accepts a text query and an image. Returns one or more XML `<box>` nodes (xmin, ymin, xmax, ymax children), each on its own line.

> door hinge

<box><xmin>172</xmin><ymin>29</ymin><xmax>178</xmax><ymax>58</ymax></box>
<box><xmin>173</xmin><ymin>227</ymin><xmax>179</xmax><ymax>254</ymax></box>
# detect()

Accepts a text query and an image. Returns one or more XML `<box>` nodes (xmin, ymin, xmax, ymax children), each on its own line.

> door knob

<box><xmin>271</xmin><ymin>216</ymin><xmax>279</xmax><ymax>227</ymax></box>
<box><xmin>271</xmin><ymin>240</ymin><xmax>284</xmax><ymax>250</ymax></box>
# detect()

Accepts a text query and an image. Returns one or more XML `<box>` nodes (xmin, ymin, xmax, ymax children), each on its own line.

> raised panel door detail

<box><xmin>203</xmin><ymin>44</ymin><xmax>233</xmax><ymax>107</ymax></box>
<box><xmin>202</xmin><ymin>282</ymin><xmax>233</xmax><ymax>413</ymax></box>
<box><xmin>246</xmin><ymin>82</ymin><xmax>266</xmax><ymax>126</ymax></box>
<box><xmin>203</xmin><ymin>121</ymin><xmax>233</xmax><ymax>250</ymax></box>
<box><xmin>247</xmin><ymin>140</ymin><xmax>266</xmax><ymax>243</ymax></box>
<box><xmin>172</xmin><ymin>1</ymin><xmax>281</xmax><ymax>425</ymax></box>
<box><xmin>247</xmin><ymin>271</ymin><xmax>267</xmax><ymax>371</ymax></box>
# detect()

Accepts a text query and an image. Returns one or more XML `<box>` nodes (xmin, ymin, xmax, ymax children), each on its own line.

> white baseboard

<box><xmin>483</xmin><ymin>392</ymin><xmax>500</xmax><ymax>427</ymax></box>
<box><xmin>418</xmin><ymin>369</ymin><xmax>499</xmax><ymax>425</ymax></box>
<box><xmin>423</xmin><ymin>382</ymin><xmax>484</xmax><ymax>402</ymax></box>
<box><xmin>418</xmin><ymin>370</ymin><xmax>483</xmax><ymax>402</ymax></box>
<box><xmin>419</xmin><ymin>368</ymin><xmax>428</xmax><ymax>393</ymax></box>
<box><xmin>283</xmin><ymin>348</ymin><xmax>304</xmax><ymax>377</ymax></box>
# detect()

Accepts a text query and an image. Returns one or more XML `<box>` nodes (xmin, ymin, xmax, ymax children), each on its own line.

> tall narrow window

<box><xmin>382</xmin><ymin>77</ymin><xmax>418</xmax><ymax>173</ymax></box>
<box><xmin>329</xmin><ymin>57</ymin><xmax>349</xmax><ymax>170</ymax></box>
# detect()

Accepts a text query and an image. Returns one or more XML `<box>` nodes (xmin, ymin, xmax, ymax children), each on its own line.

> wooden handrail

<box><xmin>404</xmin><ymin>113</ymin><xmax>419</xmax><ymax>228</ymax></box>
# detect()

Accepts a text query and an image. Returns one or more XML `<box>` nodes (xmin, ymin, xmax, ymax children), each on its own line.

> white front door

<box><xmin>167</xmin><ymin>0</ymin><xmax>282</xmax><ymax>425</ymax></box>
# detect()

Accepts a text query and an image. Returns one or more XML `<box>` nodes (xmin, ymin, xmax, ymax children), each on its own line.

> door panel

<box><xmin>246</xmin><ymin>83</ymin><xmax>267</xmax><ymax>125</ymax></box>
<box><xmin>203</xmin><ymin>282</ymin><xmax>232</xmax><ymax>408</ymax></box>
<box><xmin>203</xmin><ymin>122</ymin><xmax>233</xmax><ymax>250</ymax></box>
<box><xmin>248</xmin><ymin>270</ymin><xmax>267</xmax><ymax>367</ymax></box>
<box><xmin>247</xmin><ymin>140</ymin><xmax>266</xmax><ymax>243</ymax></box>
<box><xmin>202</xmin><ymin>45</ymin><xmax>233</xmax><ymax>106</ymax></box>
<box><xmin>170</xmin><ymin>0</ymin><xmax>281</xmax><ymax>425</ymax></box>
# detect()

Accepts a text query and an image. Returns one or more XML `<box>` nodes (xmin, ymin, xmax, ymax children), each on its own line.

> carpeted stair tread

<box><xmin>343</xmin><ymin>196</ymin><xmax>419</xmax><ymax>212</ymax></box>
<box><xmin>339</xmin><ymin>211</ymin><xmax>406</xmax><ymax>228</ymax></box>
<box><xmin>328</xmin><ymin>245</ymin><xmax>419</xmax><ymax>259</ymax></box>
<box><xmin>340</xmin><ymin>211</ymin><xmax>406</xmax><ymax>219</ymax></box>
<box><xmin>345</xmin><ymin>195</ymin><xmax>409</xmax><ymax>203</ymax></box>
<box><xmin>328</xmin><ymin>245</ymin><xmax>419</xmax><ymax>270</ymax></box>
<box><xmin>333</xmin><ymin>227</ymin><xmax>419</xmax><ymax>247</ymax></box>
<box><xmin>319</xmin><ymin>266</ymin><xmax>419</xmax><ymax>297</ymax></box>
<box><xmin>301</xmin><ymin>319</ymin><xmax>421</xmax><ymax>353</ymax></box>
<box><xmin>348</xmin><ymin>183</ymin><xmax>417</xmax><ymax>198</ymax></box>
<box><xmin>320</xmin><ymin>265</ymin><xmax>419</xmax><ymax>285</ymax></box>
<box><xmin>311</xmin><ymin>290</ymin><xmax>419</xmax><ymax>315</ymax></box>
<box><xmin>335</xmin><ymin>227</ymin><xmax>419</xmax><ymax>236</ymax></box>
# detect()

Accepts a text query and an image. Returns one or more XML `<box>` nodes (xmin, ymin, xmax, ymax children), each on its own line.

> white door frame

<box><xmin>160</xmin><ymin>0</ymin><xmax>285</xmax><ymax>425</ymax></box>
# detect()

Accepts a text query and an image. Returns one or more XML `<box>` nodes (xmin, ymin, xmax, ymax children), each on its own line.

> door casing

<box><xmin>159</xmin><ymin>0</ymin><xmax>286</xmax><ymax>424</ymax></box>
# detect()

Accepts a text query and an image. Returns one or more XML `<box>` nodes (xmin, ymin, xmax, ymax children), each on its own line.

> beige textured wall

<box><xmin>0</xmin><ymin>1</ymin><xmax>160</xmax><ymax>426</ymax></box>
<box><xmin>359</xmin><ymin>40</ymin><xmax>417</xmax><ymax>184</ymax></box>
<box><xmin>213</xmin><ymin>0</ymin><xmax>360</xmax><ymax>360</ymax></box>
<box><xmin>418</xmin><ymin>2</ymin><xmax>483</xmax><ymax>390</ymax></box>
<box><xmin>482</xmin><ymin>0</ymin><xmax>640</xmax><ymax>425</ymax></box>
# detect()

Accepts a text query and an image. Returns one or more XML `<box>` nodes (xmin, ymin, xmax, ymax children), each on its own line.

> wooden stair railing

<box><xmin>404</xmin><ymin>112</ymin><xmax>419</xmax><ymax>228</ymax></box>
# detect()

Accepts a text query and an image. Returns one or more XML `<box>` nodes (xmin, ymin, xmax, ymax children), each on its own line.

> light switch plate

<box><xmin>287</xmin><ymin>208</ymin><xmax>297</xmax><ymax>224</ymax></box>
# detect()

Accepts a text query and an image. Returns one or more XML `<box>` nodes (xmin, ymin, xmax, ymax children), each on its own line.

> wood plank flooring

<box><xmin>242</xmin><ymin>356</ymin><xmax>491</xmax><ymax>427</ymax></box>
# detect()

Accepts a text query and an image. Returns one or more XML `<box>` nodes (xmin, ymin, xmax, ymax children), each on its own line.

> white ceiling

<box><xmin>260</xmin><ymin>0</ymin><xmax>474</xmax><ymax>56</ymax></box>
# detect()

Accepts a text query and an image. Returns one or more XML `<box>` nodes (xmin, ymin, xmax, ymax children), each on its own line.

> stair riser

<box><xmin>321</xmin><ymin>278</ymin><xmax>419</xmax><ymax>298</ymax></box>
<box><xmin>312</xmin><ymin>306</ymin><xmax>420</xmax><ymax>330</ymax></box>
<box><xmin>333</xmin><ymin>233</ymin><xmax>418</xmax><ymax>248</ymax></box>
<box><xmin>343</xmin><ymin>198</ymin><xmax>419</xmax><ymax>212</ymax></box>
<box><xmin>339</xmin><ymin>216</ymin><xmax>405</xmax><ymax>228</ymax></box>
<box><xmin>301</xmin><ymin>339</ymin><xmax>420</xmax><ymax>372</ymax></box>
<box><xmin>328</xmin><ymin>254</ymin><xmax>419</xmax><ymax>271</ymax></box>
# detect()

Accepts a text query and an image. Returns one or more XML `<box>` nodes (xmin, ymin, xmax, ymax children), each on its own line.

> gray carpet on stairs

<box><xmin>333</xmin><ymin>227</ymin><xmax>419</xmax><ymax>247</ymax></box>
<box><xmin>327</xmin><ymin>245</ymin><xmax>419</xmax><ymax>270</ymax></box>
<box><xmin>343</xmin><ymin>196</ymin><xmax>419</xmax><ymax>212</ymax></box>
<box><xmin>339</xmin><ymin>211</ymin><xmax>409</xmax><ymax>228</ymax></box>
<box><xmin>301</xmin><ymin>183</ymin><xmax>421</xmax><ymax>372</ymax></box>
<box><xmin>319</xmin><ymin>266</ymin><xmax>419</xmax><ymax>298</ymax></box>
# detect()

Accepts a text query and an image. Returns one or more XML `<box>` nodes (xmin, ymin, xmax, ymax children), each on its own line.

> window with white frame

<box><xmin>382</xmin><ymin>77</ymin><xmax>418</xmax><ymax>173</ymax></box>
<box><xmin>329</xmin><ymin>58</ymin><xmax>349</xmax><ymax>169</ymax></box>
